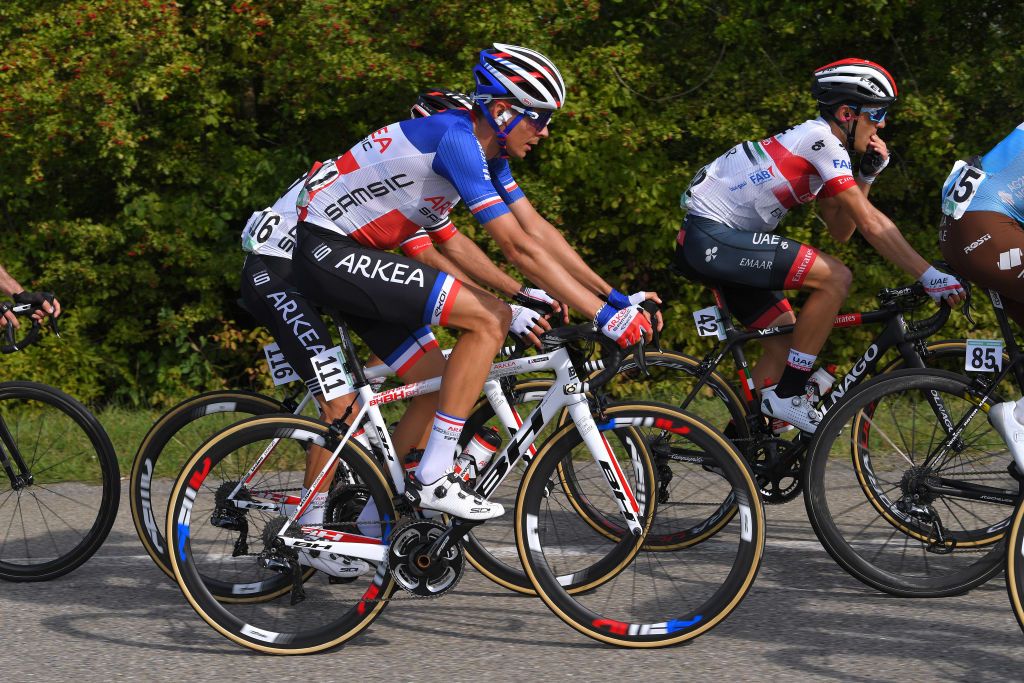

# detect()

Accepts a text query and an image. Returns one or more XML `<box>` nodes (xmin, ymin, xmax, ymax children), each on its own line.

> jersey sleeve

<box><xmin>432</xmin><ymin>125</ymin><xmax>511</xmax><ymax>225</ymax></box>
<box><xmin>488</xmin><ymin>158</ymin><xmax>527</xmax><ymax>205</ymax></box>
<box><xmin>810</xmin><ymin>136</ymin><xmax>856</xmax><ymax>198</ymax></box>
<box><xmin>399</xmin><ymin>229</ymin><xmax>433</xmax><ymax>257</ymax></box>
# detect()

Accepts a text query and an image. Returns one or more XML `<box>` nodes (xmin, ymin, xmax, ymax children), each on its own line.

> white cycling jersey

<box><xmin>684</xmin><ymin>117</ymin><xmax>857</xmax><ymax>232</ymax></box>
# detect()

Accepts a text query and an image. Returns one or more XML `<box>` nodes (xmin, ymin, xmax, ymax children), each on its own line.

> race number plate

<box><xmin>262</xmin><ymin>343</ymin><xmax>300</xmax><ymax>386</ymax></box>
<box><xmin>693</xmin><ymin>305</ymin><xmax>726</xmax><ymax>340</ymax></box>
<box><xmin>312</xmin><ymin>346</ymin><xmax>357</xmax><ymax>401</ymax></box>
<box><xmin>964</xmin><ymin>339</ymin><xmax>1003</xmax><ymax>373</ymax></box>
<box><xmin>941</xmin><ymin>161</ymin><xmax>986</xmax><ymax>220</ymax></box>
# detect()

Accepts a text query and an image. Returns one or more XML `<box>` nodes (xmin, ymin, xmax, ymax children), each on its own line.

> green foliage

<box><xmin>1</xmin><ymin>0</ymin><xmax>1021</xmax><ymax>405</ymax></box>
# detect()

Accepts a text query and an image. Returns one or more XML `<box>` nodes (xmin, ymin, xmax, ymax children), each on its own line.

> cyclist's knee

<box><xmin>807</xmin><ymin>254</ymin><xmax>851</xmax><ymax>297</ymax></box>
<box><xmin>461</xmin><ymin>294</ymin><xmax>511</xmax><ymax>340</ymax></box>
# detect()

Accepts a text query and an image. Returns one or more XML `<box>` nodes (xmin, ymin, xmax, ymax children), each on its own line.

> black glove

<box><xmin>859</xmin><ymin>149</ymin><xmax>887</xmax><ymax>177</ymax></box>
<box><xmin>12</xmin><ymin>290</ymin><xmax>56</xmax><ymax>312</ymax></box>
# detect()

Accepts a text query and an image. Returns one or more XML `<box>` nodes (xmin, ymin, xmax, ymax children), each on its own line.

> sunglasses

<box><xmin>510</xmin><ymin>105</ymin><xmax>553</xmax><ymax>132</ymax></box>
<box><xmin>861</xmin><ymin>105</ymin><xmax>888</xmax><ymax>123</ymax></box>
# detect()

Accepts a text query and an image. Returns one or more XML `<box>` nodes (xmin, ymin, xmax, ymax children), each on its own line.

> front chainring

<box><xmin>387</xmin><ymin>519</ymin><xmax>464</xmax><ymax>597</ymax></box>
<box><xmin>749</xmin><ymin>437</ymin><xmax>805</xmax><ymax>504</ymax></box>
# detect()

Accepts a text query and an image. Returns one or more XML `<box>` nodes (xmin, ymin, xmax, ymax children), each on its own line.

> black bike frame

<box><xmin>680</xmin><ymin>284</ymin><xmax>950</xmax><ymax>428</ymax></box>
<box><xmin>917</xmin><ymin>288</ymin><xmax>1024</xmax><ymax>508</ymax></box>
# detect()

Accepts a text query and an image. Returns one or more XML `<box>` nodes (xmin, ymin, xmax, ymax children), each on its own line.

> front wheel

<box><xmin>516</xmin><ymin>402</ymin><xmax>764</xmax><ymax>647</ymax></box>
<box><xmin>0</xmin><ymin>381</ymin><xmax>120</xmax><ymax>582</ymax></box>
<box><xmin>805</xmin><ymin>369</ymin><xmax>1013</xmax><ymax>597</ymax></box>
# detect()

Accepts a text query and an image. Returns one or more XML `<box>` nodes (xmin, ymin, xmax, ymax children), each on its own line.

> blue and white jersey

<box><xmin>298</xmin><ymin>110</ymin><xmax>526</xmax><ymax>251</ymax></box>
<box><xmin>968</xmin><ymin>122</ymin><xmax>1024</xmax><ymax>224</ymax></box>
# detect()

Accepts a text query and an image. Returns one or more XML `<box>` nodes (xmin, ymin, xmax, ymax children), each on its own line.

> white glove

<box><xmin>509</xmin><ymin>305</ymin><xmax>544</xmax><ymax>338</ymax></box>
<box><xmin>514</xmin><ymin>287</ymin><xmax>556</xmax><ymax>312</ymax></box>
<box><xmin>919</xmin><ymin>266</ymin><xmax>965</xmax><ymax>303</ymax></box>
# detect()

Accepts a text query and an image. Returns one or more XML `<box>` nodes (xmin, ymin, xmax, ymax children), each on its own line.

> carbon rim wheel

<box><xmin>517</xmin><ymin>402</ymin><xmax>764</xmax><ymax>647</ymax></box>
<box><xmin>167</xmin><ymin>414</ymin><xmax>397</xmax><ymax>654</ymax></box>
<box><xmin>0</xmin><ymin>381</ymin><xmax>120</xmax><ymax>582</ymax></box>
<box><xmin>129</xmin><ymin>390</ymin><xmax>286</xmax><ymax>582</ymax></box>
<box><xmin>805</xmin><ymin>369</ymin><xmax>1012</xmax><ymax>597</ymax></box>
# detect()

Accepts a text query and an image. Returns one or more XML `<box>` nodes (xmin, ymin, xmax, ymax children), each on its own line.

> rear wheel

<box><xmin>166</xmin><ymin>414</ymin><xmax>397</xmax><ymax>653</ymax></box>
<box><xmin>129</xmin><ymin>390</ymin><xmax>287</xmax><ymax>581</ymax></box>
<box><xmin>805</xmin><ymin>370</ymin><xmax>1013</xmax><ymax>597</ymax></box>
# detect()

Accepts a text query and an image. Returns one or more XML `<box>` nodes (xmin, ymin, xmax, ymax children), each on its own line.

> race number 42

<box><xmin>692</xmin><ymin>305</ymin><xmax>726</xmax><ymax>340</ymax></box>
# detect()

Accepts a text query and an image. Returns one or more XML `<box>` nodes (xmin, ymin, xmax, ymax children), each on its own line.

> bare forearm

<box><xmin>511</xmin><ymin>203</ymin><xmax>612</xmax><ymax>296</ymax></box>
<box><xmin>438</xmin><ymin>236</ymin><xmax>521</xmax><ymax>297</ymax></box>
<box><xmin>411</xmin><ymin>248</ymin><xmax>481</xmax><ymax>290</ymax></box>
<box><xmin>0</xmin><ymin>265</ymin><xmax>23</xmax><ymax>297</ymax></box>
<box><xmin>505</xmin><ymin>242</ymin><xmax>603</xmax><ymax>319</ymax></box>
<box><xmin>858</xmin><ymin>212</ymin><xmax>930</xmax><ymax>278</ymax></box>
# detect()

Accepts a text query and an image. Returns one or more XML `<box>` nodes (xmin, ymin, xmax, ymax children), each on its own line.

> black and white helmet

<box><xmin>811</xmin><ymin>58</ymin><xmax>898</xmax><ymax>107</ymax></box>
<box><xmin>473</xmin><ymin>43</ymin><xmax>566</xmax><ymax>110</ymax></box>
<box><xmin>410</xmin><ymin>90</ymin><xmax>474</xmax><ymax>118</ymax></box>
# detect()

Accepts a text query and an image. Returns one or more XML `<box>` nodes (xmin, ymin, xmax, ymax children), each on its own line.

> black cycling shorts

<box><xmin>291</xmin><ymin>223</ymin><xmax>447</xmax><ymax>376</ymax></box>
<box><xmin>240</xmin><ymin>254</ymin><xmax>332</xmax><ymax>396</ymax></box>
<box><xmin>673</xmin><ymin>214</ymin><xmax>819</xmax><ymax>328</ymax></box>
<box><xmin>939</xmin><ymin>210</ymin><xmax>1024</xmax><ymax>326</ymax></box>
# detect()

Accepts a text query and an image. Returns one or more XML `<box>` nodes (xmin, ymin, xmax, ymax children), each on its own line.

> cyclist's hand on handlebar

<box><xmin>13</xmin><ymin>290</ymin><xmax>61</xmax><ymax>323</ymax></box>
<box><xmin>595</xmin><ymin>302</ymin><xmax>652</xmax><ymax>349</ymax></box>
<box><xmin>607</xmin><ymin>288</ymin><xmax>664</xmax><ymax>331</ymax></box>
<box><xmin>918</xmin><ymin>267</ymin><xmax>965</xmax><ymax>306</ymax></box>
<box><xmin>0</xmin><ymin>302</ymin><xmax>16</xmax><ymax>329</ymax></box>
<box><xmin>514</xmin><ymin>286</ymin><xmax>567</xmax><ymax>324</ymax></box>
<box><xmin>509</xmin><ymin>304</ymin><xmax>551</xmax><ymax>348</ymax></box>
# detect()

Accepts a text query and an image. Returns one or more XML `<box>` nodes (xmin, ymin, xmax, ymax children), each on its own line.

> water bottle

<box><xmin>454</xmin><ymin>426</ymin><xmax>502</xmax><ymax>482</ymax></box>
<box><xmin>806</xmin><ymin>364</ymin><xmax>838</xmax><ymax>402</ymax></box>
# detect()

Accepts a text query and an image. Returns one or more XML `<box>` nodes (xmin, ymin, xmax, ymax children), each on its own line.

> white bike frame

<box><xmin>228</xmin><ymin>345</ymin><xmax>647</xmax><ymax>564</ymax></box>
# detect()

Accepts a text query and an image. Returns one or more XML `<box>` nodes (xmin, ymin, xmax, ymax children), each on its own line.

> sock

<box><xmin>356</xmin><ymin>498</ymin><xmax>380</xmax><ymax>537</ymax></box>
<box><xmin>416</xmin><ymin>411</ymin><xmax>465</xmax><ymax>484</ymax></box>
<box><xmin>776</xmin><ymin>349</ymin><xmax>817</xmax><ymax>398</ymax></box>
<box><xmin>1015</xmin><ymin>396</ymin><xmax>1024</xmax><ymax>424</ymax></box>
<box><xmin>297</xmin><ymin>487</ymin><xmax>328</xmax><ymax>526</ymax></box>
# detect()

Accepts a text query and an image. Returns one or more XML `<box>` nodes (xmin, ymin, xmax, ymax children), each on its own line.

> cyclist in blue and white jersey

<box><xmin>291</xmin><ymin>44</ymin><xmax>657</xmax><ymax>521</ymax></box>
<box><xmin>936</xmin><ymin>122</ymin><xmax>1024</xmax><ymax>464</ymax></box>
<box><xmin>239</xmin><ymin>90</ymin><xmax>561</xmax><ymax>529</ymax></box>
<box><xmin>675</xmin><ymin>58</ymin><xmax>964</xmax><ymax>433</ymax></box>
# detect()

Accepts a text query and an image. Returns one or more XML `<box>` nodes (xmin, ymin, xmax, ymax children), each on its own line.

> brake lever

<box><xmin>638</xmin><ymin>299</ymin><xmax>663</xmax><ymax>352</ymax></box>
<box><xmin>633</xmin><ymin>335</ymin><xmax>649</xmax><ymax>378</ymax></box>
<box><xmin>49</xmin><ymin>314</ymin><xmax>61</xmax><ymax>338</ymax></box>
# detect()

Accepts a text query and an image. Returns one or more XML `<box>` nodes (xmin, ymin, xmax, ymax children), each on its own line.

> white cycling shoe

<box><xmin>988</xmin><ymin>401</ymin><xmax>1024</xmax><ymax>470</ymax></box>
<box><xmin>761</xmin><ymin>386</ymin><xmax>823</xmax><ymax>434</ymax></box>
<box><xmin>404</xmin><ymin>469</ymin><xmax>505</xmax><ymax>521</ymax></box>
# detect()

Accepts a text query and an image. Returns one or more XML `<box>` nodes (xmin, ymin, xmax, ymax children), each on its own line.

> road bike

<box><xmin>165</xmin><ymin>314</ymin><xmax>765</xmax><ymax>651</ymax></box>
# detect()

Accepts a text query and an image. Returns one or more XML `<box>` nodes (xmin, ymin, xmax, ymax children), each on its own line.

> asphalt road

<box><xmin>1</xmin><ymin>486</ymin><xmax>1021</xmax><ymax>682</ymax></box>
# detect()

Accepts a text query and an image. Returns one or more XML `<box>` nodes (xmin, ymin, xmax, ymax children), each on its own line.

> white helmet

<box><xmin>811</xmin><ymin>58</ymin><xmax>898</xmax><ymax>107</ymax></box>
<box><xmin>473</xmin><ymin>43</ymin><xmax>565</xmax><ymax>110</ymax></box>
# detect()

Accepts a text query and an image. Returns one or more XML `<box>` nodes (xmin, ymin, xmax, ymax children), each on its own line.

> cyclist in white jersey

<box><xmin>675</xmin><ymin>58</ymin><xmax>965</xmax><ymax>432</ymax></box>
<box><xmin>291</xmin><ymin>44</ymin><xmax>657</xmax><ymax>521</ymax></box>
